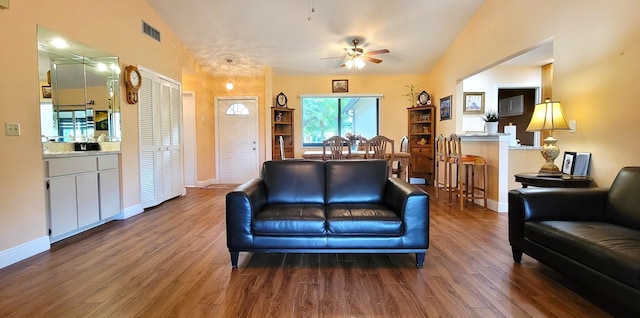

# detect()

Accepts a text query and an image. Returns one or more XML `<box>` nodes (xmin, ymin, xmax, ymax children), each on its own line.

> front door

<box><xmin>216</xmin><ymin>97</ymin><xmax>260</xmax><ymax>184</ymax></box>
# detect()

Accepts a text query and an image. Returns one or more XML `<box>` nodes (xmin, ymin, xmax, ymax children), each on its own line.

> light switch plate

<box><xmin>5</xmin><ymin>122</ymin><xmax>20</xmax><ymax>136</ymax></box>
<box><xmin>568</xmin><ymin>120</ymin><xmax>577</xmax><ymax>133</ymax></box>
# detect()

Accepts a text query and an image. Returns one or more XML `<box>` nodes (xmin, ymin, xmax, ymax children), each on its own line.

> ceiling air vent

<box><xmin>142</xmin><ymin>21</ymin><xmax>161</xmax><ymax>42</ymax></box>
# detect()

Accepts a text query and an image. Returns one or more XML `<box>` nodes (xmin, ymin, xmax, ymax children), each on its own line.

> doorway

<box><xmin>497</xmin><ymin>88</ymin><xmax>537</xmax><ymax>146</ymax></box>
<box><xmin>215</xmin><ymin>97</ymin><xmax>260</xmax><ymax>184</ymax></box>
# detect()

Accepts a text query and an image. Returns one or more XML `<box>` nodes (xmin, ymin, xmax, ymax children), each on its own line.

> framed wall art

<box><xmin>440</xmin><ymin>95</ymin><xmax>452</xmax><ymax>121</ymax></box>
<box><xmin>42</xmin><ymin>86</ymin><xmax>52</xmax><ymax>98</ymax></box>
<box><xmin>332</xmin><ymin>79</ymin><xmax>348</xmax><ymax>93</ymax></box>
<box><xmin>463</xmin><ymin>92</ymin><xmax>484</xmax><ymax>114</ymax></box>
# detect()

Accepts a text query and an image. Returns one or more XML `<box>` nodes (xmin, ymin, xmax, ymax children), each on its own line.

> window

<box><xmin>301</xmin><ymin>96</ymin><xmax>379</xmax><ymax>147</ymax></box>
<box><xmin>225</xmin><ymin>103</ymin><xmax>249</xmax><ymax>115</ymax></box>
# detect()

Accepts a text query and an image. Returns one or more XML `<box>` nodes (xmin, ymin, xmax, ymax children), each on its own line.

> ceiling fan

<box><xmin>322</xmin><ymin>39</ymin><xmax>390</xmax><ymax>69</ymax></box>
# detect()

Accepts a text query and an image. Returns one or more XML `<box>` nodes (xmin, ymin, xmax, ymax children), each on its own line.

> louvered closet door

<box><xmin>139</xmin><ymin>69</ymin><xmax>183</xmax><ymax>209</ymax></box>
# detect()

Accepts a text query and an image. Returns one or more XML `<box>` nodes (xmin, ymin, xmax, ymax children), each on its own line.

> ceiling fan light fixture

<box><xmin>354</xmin><ymin>57</ymin><xmax>365</xmax><ymax>69</ymax></box>
<box><xmin>345</xmin><ymin>59</ymin><xmax>354</xmax><ymax>69</ymax></box>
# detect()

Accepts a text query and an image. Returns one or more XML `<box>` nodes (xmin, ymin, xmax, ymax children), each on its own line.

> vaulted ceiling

<box><xmin>146</xmin><ymin>0</ymin><xmax>486</xmax><ymax>76</ymax></box>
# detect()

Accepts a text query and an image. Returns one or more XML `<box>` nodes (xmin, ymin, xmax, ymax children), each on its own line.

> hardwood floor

<box><xmin>0</xmin><ymin>185</ymin><xmax>637</xmax><ymax>317</ymax></box>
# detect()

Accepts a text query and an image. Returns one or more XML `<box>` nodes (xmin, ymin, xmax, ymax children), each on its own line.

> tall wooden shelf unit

<box><xmin>271</xmin><ymin>107</ymin><xmax>294</xmax><ymax>160</ymax></box>
<box><xmin>407</xmin><ymin>106</ymin><xmax>436</xmax><ymax>184</ymax></box>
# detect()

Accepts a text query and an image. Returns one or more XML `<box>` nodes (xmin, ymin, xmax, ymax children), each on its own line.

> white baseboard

<box><xmin>195</xmin><ymin>178</ymin><xmax>216</xmax><ymax>188</ymax></box>
<box><xmin>0</xmin><ymin>236</ymin><xmax>50</xmax><ymax>270</ymax></box>
<box><xmin>115</xmin><ymin>204</ymin><xmax>144</xmax><ymax>220</ymax></box>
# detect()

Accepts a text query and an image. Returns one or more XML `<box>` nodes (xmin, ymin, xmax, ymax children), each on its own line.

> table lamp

<box><xmin>525</xmin><ymin>99</ymin><xmax>570</xmax><ymax>174</ymax></box>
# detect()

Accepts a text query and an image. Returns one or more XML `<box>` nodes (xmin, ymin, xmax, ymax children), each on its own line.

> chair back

<box><xmin>399</xmin><ymin>136</ymin><xmax>409</xmax><ymax>152</ymax></box>
<box><xmin>447</xmin><ymin>133</ymin><xmax>462</xmax><ymax>164</ymax></box>
<box><xmin>435</xmin><ymin>134</ymin><xmax>447</xmax><ymax>162</ymax></box>
<box><xmin>322</xmin><ymin>136</ymin><xmax>351</xmax><ymax>160</ymax></box>
<box><xmin>279</xmin><ymin>135</ymin><xmax>286</xmax><ymax>160</ymax></box>
<box><xmin>366</xmin><ymin>135</ymin><xmax>394</xmax><ymax>160</ymax></box>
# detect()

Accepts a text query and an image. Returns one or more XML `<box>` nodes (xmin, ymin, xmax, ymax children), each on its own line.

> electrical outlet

<box><xmin>5</xmin><ymin>122</ymin><xmax>20</xmax><ymax>136</ymax></box>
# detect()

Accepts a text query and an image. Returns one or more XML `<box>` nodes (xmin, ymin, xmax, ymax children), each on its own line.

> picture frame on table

<box><xmin>573</xmin><ymin>152</ymin><xmax>591</xmax><ymax>176</ymax></box>
<box><xmin>332</xmin><ymin>79</ymin><xmax>348</xmax><ymax>93</ymax></box>
<box><xmin>463</xmin><ymin>92</ymin><xmax>485</xmax><ymax>114</ymax></box>
<box><xmin>42</xmin><ymin>86</ymin><xmax>52</xmax><ymax>98</ymax></box>
<box><xmin>440</xmin><ymin>95</ymin><xmax>452</xmax><ymax>120</ymax></box>
<box><xmin>562</xmin><ymin>151</ymin><xmax>576</xmax><ymax>175</ymax></box>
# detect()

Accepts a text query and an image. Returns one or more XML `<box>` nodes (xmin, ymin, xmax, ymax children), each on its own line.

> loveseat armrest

<box><xmin>508</xmin><ymin>187</ymin><xmax>609</xmax><ymax>256</ymax></box>
<box><xmin>384</xmin><ymin>178</ymin><xmax>429</xmax><ymax>248</ymax></box>
<box><xmin>226</xmin><ymin>178</ymin><xmax>267</xmax><ymax>250</ymax></box>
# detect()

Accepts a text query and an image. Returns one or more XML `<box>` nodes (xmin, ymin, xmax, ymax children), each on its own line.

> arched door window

<box><xmin>225</xmin><ymin>103</ymin><xmax>249</xmax><ymax>115</ymax></box>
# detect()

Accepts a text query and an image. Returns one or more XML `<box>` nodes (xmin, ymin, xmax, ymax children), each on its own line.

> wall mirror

<box><xmin>37</xmin><ymin>25</ymin><xmax>121</xmax><ymax>143</ymax></box>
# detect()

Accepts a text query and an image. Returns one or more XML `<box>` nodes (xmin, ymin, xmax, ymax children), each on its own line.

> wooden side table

<box><xmin>514</xmin><ymin>173</ymin><xmax>593</xmax><ymax>188</ymax></box>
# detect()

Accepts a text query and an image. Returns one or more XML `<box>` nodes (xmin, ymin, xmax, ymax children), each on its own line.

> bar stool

<box><xmin>447</xmin><ymin>134</ymin><xmax>488</xmax><ymax>210</ymax></box>
<box><xmin>433</xmin><ymin>134</ymin><xmax>449</xmax><ymax>198</ymax></box>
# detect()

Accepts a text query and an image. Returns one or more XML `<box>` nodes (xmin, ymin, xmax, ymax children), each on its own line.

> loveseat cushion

<box><xmin>326</xmin><ymin>204</ymin><xmax>402</xmax><ymax>235</ymax></box>
<box><xmin>325</xmin><ymin>160</ymin><xmax>388</xmax><ymax>204</ymax></box>
<box><xmin>605</xmin><ymin>166</ymin><xmax>640</xmax><ymax>230</ymax></box>
<box><xmin>262</xmin><ymin>160</ymin><xmax>325</xmax><ymax>204</ymax></box>
<box><xmin>525</xmin><ymin>220</ymin><xmax>640</xmax><ymax>289</ymax></box>
<box><xmin>253</xmin><ymin>204</ymin><xmax>326</xmax><ymax>235</ymax></box>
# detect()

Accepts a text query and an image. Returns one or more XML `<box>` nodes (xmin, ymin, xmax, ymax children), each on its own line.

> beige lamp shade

<box><xmin>526</xmin><ymin>99</ymin><xmax>570</xmax><ymax>134</ymax></box>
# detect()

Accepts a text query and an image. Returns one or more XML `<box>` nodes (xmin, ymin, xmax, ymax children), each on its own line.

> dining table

<box><xmin>301</xmin><ymin>150</ymin><xmax>411</xmax><ymax>181</ymax></box>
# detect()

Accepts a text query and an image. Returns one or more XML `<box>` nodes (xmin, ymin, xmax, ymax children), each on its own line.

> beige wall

<box><xmin>272</xmin><ymin>74</ymin><xmax>428</xmax><ymax>157</ymax></box>
<box><xmin>0</xmin><ymin>0</ymin><xmax>209</xmax><ymax>253</ymax></box>
<box><xmin>426</xmin><ymin>0</ymin><xmax>640</xmax><ymax>186</ymax></box>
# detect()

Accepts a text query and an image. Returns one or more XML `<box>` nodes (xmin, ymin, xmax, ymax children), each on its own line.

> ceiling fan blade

<box><xmin>366</xmin><ymin>49</ymin><xmax>390</xmax><ymax>55</ymax></box>
<box><xmin>320</xmin><ymin>55</ymin><xmax>346</xmax><ymax>60</ymax></box>
<box><xmin>364</xmin><ymin>56</ymin><xmax>383</xmax><ymax>64</ymax></box>
<box><xmin>340</xmin><ymin>63</ymin><xmax>347</xmax><ymax>68</ymax></box>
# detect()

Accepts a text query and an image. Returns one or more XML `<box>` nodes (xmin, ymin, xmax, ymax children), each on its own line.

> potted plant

<box><xmin>403</xmin><ymin>84</ymin><xmax>419</xmax><ymax>106</ymax></box>
<box><xmin>483</xmin><ymin>111</ymin><xmax>499</xmax><ymax>133</ymax></box>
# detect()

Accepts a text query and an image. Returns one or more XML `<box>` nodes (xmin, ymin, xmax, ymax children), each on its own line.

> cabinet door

<box><xmin>49</xmin><ymin>176</ymin><xmax>78</xmax><ymax>237</ymax></box>
<box><xmin>76</xmin><ymin>173</ymin><xmax>100</xmax><ymax>228</ymax></box>
<box><xmin>99</xmin><ymin>169</ymin><xmax>121</xmax><ymax>219</ymax></box>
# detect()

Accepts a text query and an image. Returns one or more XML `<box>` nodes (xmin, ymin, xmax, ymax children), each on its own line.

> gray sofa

<box><xmin>226</xmin><ymin>159</ymin><xmax>430</xmax><ymax>268</ymax></box>
<box><xmin>509</xmin><ymin>166</ymin><xmax>640</xmax><ymax>312</ymax></box>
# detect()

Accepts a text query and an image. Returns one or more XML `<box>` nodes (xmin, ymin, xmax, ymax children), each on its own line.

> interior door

<box><xmin>216</xmin><ymin>98</ymin><xmax>259</xmax><ymax>184</ymax></box>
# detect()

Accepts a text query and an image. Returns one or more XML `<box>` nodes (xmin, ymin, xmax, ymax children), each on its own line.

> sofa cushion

<box><xmin>253</xmin><ymin>204</ymin><xmax>326</xmax><ymax>235</ymax></box>
<box><xmin>525</xmin><ymin>220</ymin><xmax>640</xmax><ymax>289</ymax></box>
<box><xmin>325</xmin><ymin>160</ymin><xmax>388</xmax><ymax>204</ymax></box>
<box><xmin>605</xmin><ymin>166</ymin><xmax>640</xmax><ymax>230</ymax></box>
<box><xmin>326</xmin><ymin>204</ymin><xmax>402</xmax><ymax>235</ymax></box>
<box><xmin>262</xmin><ymin>160</ymin><xmax>325</xmax><ymax>204</ymax></box>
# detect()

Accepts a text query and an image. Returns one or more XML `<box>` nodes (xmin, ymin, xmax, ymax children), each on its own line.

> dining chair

<box><xmin>433</xmin><ymin>134</ymin><xmax>448</xmax><ymax>198</ymax></box>
<box><xmin>366</xmin><ymin>135</ymin><xmax>394</xmax><ymax>177</ymax></box>
<box><xmin>322</xmin><ymin>136</ymin><xmax>351</xmax><ymax>160</ymax></box>
<box><xmin>391</xmin><ymin>136</ymin><xmax>408</xmax><ymax>178</ymax></box>
<box><xmin>447</xmin><ymin>133</ymin><xmax>487</xmax><ymax>210</ymax></box>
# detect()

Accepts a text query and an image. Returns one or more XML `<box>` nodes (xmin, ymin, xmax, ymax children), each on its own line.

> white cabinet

<box><xmin>98</xmin><ymin>155</ymin><xmax>120</xmax><ymax>219</ymax></box>
<box><xmin>138</xmin><ymin>69</ymin><xmax>183</xmax><ymax>209</ymax></box>
<box><xmin>45</xmin><ymin>154</ymin><xmax>120</xmax><ymax>241</ymax></box>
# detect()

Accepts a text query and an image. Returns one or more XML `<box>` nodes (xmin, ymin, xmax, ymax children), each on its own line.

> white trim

<box><xmin>300</xmin><ymin>93</ymin><xmax>383</xmax><ymax>98</ymax></box>
<box><xmin>0</xmin><ymin>236</ymin><xmax>50</xmax><ymax>269</ymax></box>
<box><xmin>117</xmin><ymin>203</ymin><xmax>144</xmax><ymax>219</ymax></box>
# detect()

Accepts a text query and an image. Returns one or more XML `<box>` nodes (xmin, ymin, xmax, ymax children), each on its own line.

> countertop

<box><xmin>43</xmin><ymin>150</ymin><xmax>121</xmax><ymax>159</ymax></box>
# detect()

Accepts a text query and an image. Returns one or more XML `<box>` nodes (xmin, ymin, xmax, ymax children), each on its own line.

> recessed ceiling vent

<box><xmin>142</xmin><ymin>21</ymin><xmax>161</xmax><ymax>42</ymax></box>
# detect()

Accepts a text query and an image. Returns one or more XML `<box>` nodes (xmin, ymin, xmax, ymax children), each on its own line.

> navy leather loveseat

<box><xmin>226</xmin><ymin>159</ymin><xmax>430</xmax><ymax>268</ymax></box>
<box><xmin>509</xmin><ymin>166</ymin><xmax>640</xmax><ymax>312</ymax></box>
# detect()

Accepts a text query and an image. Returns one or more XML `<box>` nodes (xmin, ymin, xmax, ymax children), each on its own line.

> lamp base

<box><xmin>538</xmin><ymin>136</ymin><xmax>562</xmax><ymax>175</ymax></box>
